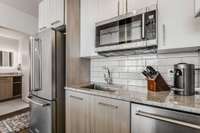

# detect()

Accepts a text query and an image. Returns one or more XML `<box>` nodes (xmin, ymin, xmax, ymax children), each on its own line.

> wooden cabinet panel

<box><xmin>97</xmin><ymin>0</ymin><xmax>119</xmax><ymax>22</ymax></box>
<box><xmin>195</xmin><ymin>0</ymin><xmax>200</xmax><ymax>17</ymax></box>
<box><xmin>80</xmin><ymin>0</ymin><xmax>98</xmax><ymax>57</ymax></box>
<box><xmin>127</xmin><ymin>0</ymin><xmax>157</xmax><ymax>12</ymax></box>
<box><xmin>158</xmin><ymin>0</ymin><xmax>200</xmax><ymax>51</ymax></box>
<box><xmin>66</xmin><ymin>91</ymin><xmax>90</xmax><ymax>133</ymax></box>
<box><xmin>39</xmin><ymin>0</ymin><xmax>65</xmax><ymax>31</ymax></box>
<box><xmin>38</xmin><ymin>0</ymin><xmax>49</xmax><ymax>31</ymax></box>
<box><xmin>91</xmin><ymin>96</ymin><xmax>130</xmax><ymax>133</ymax></box>
<box><xmin>0</xmin><ymin>77</ymin><xmax>13</xmax><ymax>101</ymax></box>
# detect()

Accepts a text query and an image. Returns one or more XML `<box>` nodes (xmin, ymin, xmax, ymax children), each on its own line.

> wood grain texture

<box><xmin>0</xmin><ymin>77</ymin><xmax>13</xmax><ymax>101</ymax></box>
<box><xmin>91</xmin><ymin>96</ymin><xmax>130</xmax><ymax>133</ymax></box>
<box><xmin>65</xmin><ymin>91</ymin><xmax>91</xmax><ymax>133</ymax></box>
<box><xmin>66</xmin><ymin>0</ymin><xmax>90</xmax><ymax>87</ymax></box>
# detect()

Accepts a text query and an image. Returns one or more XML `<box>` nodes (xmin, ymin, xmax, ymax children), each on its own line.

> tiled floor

<box><xmin>0</xmin><ymin>99</ymin><xmax>29</xmax><ymax>116</ymax></box>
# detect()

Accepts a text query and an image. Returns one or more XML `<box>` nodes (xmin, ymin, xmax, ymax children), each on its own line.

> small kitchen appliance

<box><xmin>95</xmin><ymin>5</ymin><xmax>157</xmax><ymax>56</ymax></box>
<box><xmin>173</xmin><ymin>63</ymin><xmax>195</xmax><ymax>96</ymax></box>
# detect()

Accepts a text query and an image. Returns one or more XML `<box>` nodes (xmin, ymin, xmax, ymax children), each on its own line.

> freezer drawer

<box><xmin>132</xmin><ymin>103</ymin><xmax>200</xmax><ymax>133</ymax></box>
<box><xmin>29</xmin><ymin>96</ymin><xmax>56</xmax><ymax>133</ymax></box>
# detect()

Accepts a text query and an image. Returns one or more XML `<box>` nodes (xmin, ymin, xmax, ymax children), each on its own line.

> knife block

<box><xmin>147</xmin><ymin>73</ymin><xmax>170</xmax><ymax>92</ymax></box>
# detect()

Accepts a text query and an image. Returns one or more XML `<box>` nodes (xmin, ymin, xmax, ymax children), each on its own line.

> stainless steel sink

<box><xmin>81</xmin><ymin>84</ymin><xmax>117</xmax><ymax>92</ymax></box>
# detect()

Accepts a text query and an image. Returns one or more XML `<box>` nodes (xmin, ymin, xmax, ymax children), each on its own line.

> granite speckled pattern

<box><xmin>65</xmin><ymin>85</ymin><xmax>200</xmax><ymax>114</ymax></box>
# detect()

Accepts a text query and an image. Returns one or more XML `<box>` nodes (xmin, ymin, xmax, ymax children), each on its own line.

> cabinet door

<box><xmin>195</xmin><ymin>0</ymin><xmax>200</xmax><ymax>17</ymax></box>
<box><xmin>97</xmin><ymin>0</ymin><xmax>119</xmax><ymax>22</ymax></box>
<box><xmin>39</xmin><ymin>0</ymin><xmax>49</xmax><ymax>31</ymax></box>
<box><xmin>51</xmin><ymin>0</ymin><xmax>65</xmax><ymax>28</ymax></box>
<box><xmin>91</xmin><ymin>96</ymin><xmax>130</xmax><ymax>133</ymax></box>
<box><xmin>80</xmin><ymin>0</ymin><xmax>98</xmax><ymax>57</ymax></box>
<box><xmin>127</xmin><ymin>0</ymin><xmax>157</xmax><ymax>12</ymax></box>
<box><xmin>0</xmin><ymin>77</ymin><xmax>13</xmax><ymax>101</ymax></box>
<box><xmin>158</xmin><ymin>0</ymin><xmax>200</xmax><ymax>51</ymax></box>
<box><xmin>38</xmin><ymin>1</ymin><xmax>44</xmax><ymax>31</ymax></box>
<box><xmin>66</xmin><ymin>91</ymin><xmax>90</xmax><ymax>133</ymax></box>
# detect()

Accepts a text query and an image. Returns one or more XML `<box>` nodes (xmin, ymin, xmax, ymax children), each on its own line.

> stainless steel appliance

<box><xmin>95</xmin><ymin>5</ymin><xmax>157</xmax><ymax>56</ymax></box>
<box><xmin>173</xmin><ymin>63</ymin><xmax>195</xmax><ymax>96</ymax></box>
<box><xmin>132</xmin><ymin>103</ymin><xmax>200</xmax><ymax>133</ymax></box>
<box><xmin>29</xmin><ymin>29</ymin><xmax>65</xmax><ymax>133</ymax></box>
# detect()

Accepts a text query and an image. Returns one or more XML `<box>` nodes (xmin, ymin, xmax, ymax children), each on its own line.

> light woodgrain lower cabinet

<box><xmin>91</xmin><ymin>96</ymin><xmax>130</xmax><ymax>133</ymax></box>
<box><xmin>0</xmin><ymin>77</ymin><xmax>13</xmax><ymax>101</ymax></box>
<box><xmin>65</xmin><ymin>91</ymin><xmax>91</xmax><ymax>133</ymax></box>
<box><xmin>65</xmin><ymin>90</ymin><xmax>130</xmax><ymax>133</ymax></box>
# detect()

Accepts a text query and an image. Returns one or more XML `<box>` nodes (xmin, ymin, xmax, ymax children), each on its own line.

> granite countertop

<box><xmin>65</xmin><ymin>85</ymin><xmax>200</xmax><ymax>115</ymax></box>
<box><xmin>0</xmin><ymin>73</ymin><xmax>23</xmax><ymax>77</ymax></box>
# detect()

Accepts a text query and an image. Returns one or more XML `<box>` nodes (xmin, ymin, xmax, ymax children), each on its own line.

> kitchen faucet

<box><xmin>103</xmin><ymin>66</ymin><xmax>112</xmax><ymax>85</ymax></box>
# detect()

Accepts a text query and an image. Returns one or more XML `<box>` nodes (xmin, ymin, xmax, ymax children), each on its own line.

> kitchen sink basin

<box><xmin>81</xmin><ymin>84</ymin><xmax>117</xmax><ymax>92</ymax></box>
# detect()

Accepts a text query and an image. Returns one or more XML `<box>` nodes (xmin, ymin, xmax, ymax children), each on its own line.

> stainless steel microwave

<box><xmin>95</xmin><ymin>5</ymin><xmax>157</xmax><ymax>55</ymax></box>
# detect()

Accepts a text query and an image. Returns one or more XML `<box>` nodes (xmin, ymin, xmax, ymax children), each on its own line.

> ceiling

<box><xmin>0</xmin><ymin>0</ymin><xmax>40</xmax><ymax>17</ymax></box>
<box><xmin>0</xmin><ymin>27</ymin><xmax>28</xmax><ymax>40</ymax></box>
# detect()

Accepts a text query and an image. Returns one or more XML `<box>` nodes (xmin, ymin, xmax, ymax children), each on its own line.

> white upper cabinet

<box><xmin>158</xmin><ymin>0</ymin><xmax>200</xmax><ymax>51</ymax></box>
<box><xmin>195</xmin><ymin>0</ymin><xmax>200</xmax><ymax>17</ymax></box>
<box><xmin>39</xmin><ymin>0</ymin><xmax>65</xmax><ymax>31</ymax></box>
<box><xmin>127</xmin><ymin>0</ymin><xmax>157</xmax><ymax>13</ymax></box>
<box><xmin>97</xmin><ymin>0</ymin><xmax>119</xmax><ymax>22</ymax></box>
<box><xmin>50</xmin><ymin>0</ymin><xmax>65</xmax><ymax>28</ymax></box>
<box><xmin>39</xmin><ymin>0</ymin><xmax>50</xmax><ymax>31</ymax></box>
<box><xmin>80</xmin><ymin>0</ymin><xmax>98</xmax><ymax>57</ymax></box>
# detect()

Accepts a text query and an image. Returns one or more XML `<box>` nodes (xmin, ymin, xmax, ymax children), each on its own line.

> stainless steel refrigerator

<box><xmin>29</xmin><ymin>29</ymin><xmax>65</xmax><ymax>133</ymax></box>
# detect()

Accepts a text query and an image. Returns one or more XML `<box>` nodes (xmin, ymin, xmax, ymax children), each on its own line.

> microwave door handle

<box><xmin>142</xmin><ymin>13</ymin><xmax>145</xmax><ymax>39</ymax></box>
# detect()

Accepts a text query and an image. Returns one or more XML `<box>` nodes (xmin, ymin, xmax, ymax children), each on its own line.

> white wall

<box><xmin>0</xmin><ymin>2</ymin><xmax>38</xmax><ymax>35</ymax></box>
<box><xmin>0</xmin><ymin>36</ymin><xmax>19</xmax><ymax>73</ymax></box>
<box><xmin>18</xmin><ymin>36</ymin><xmax>30</xmax><ymax>101</ymax></box>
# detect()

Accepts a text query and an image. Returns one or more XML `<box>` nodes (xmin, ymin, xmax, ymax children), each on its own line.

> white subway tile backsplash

<box><xmin>90</xmin><ymin>51</ymin><xmax>200</xmax><ymax>91</ymax></box>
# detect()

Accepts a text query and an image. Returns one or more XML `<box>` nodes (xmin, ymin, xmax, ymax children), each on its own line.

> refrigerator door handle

<box><xmin>27</xmin><ymin>96</ymin><xmax>50</xmax><ymax>107</ymax></box>
<box><xmin>31</xmin><ymin>37</ymin><xmax>42</xmax><ymax>92</ymax></box>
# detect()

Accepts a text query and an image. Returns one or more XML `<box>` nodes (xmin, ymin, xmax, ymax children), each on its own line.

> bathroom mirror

<box><xmin>0</xmin><ymin>51</ymin><xmax>13</xmax><ymax>67</ymax></box>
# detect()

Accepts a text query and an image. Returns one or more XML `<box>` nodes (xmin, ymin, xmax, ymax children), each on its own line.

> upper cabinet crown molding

<box><xmin>38</xmin><ymin>0</ymin><xmax>65</xmax><ymax>31</ymax></box>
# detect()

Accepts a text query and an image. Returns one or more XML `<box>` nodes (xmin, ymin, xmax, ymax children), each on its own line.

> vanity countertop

<box><xmin>65</xmin><ymin>85</ymin><xmax>200</xmax><ymax>115</ymax></box>
<box><xmin>0</xmin><ymin>73</ymin><xmax>23</xmax><ymax>77</ymax></box>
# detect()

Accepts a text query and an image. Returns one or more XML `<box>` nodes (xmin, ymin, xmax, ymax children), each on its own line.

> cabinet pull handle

<box><xmin>125</xmin><ymin>0</ymin><xmax>128</xmax><ymax>14</ymax></box>
<box><xmin>40</xmin><ymin>26</ymin><xmax>47</xmax><ymax>31</ymax></box>
<box><xmin>70</xmin><ymin>95</ymin><xmax>83</xmax><ymax>101</ymax></box>
<box><xmin>98</xmin><ymin>102</ymin><xmax>118</xmax><ymax>109</ymax></box>
<box><xmin>51</xmin><ymin>20</ymin><xmax>61</xmax><ymax>25</ymax></box>
<box><xmin>118</xmin><ymin>0</ymin><xmax>120</xmax><ymax>16</ymax></box>
<box><xmin>142</xmin><ymin>13</ymin><xmax>145</xmax><ymax>39</ymax></box>
<box><xmin>162</xmin><ymin>24</ymin><xmax>166</xmax><ymax>46</ymax></box>
<box><xmin>136</xmin><ymin>110</ymin><xmax>200</xmax><ymax>130</ymax></box>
